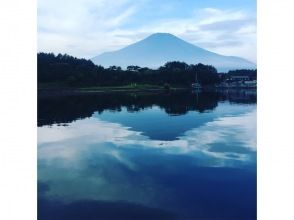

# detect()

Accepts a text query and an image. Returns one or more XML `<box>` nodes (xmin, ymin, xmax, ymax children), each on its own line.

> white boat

<box><xmin>191</xmin><ymin>83</ymin><xmax>202</xmax><ymax>89</ymax></box>
<box><xmin>191</xmin><ymin>72</ymin><xmax>202</xmax><ymax>89</ymax></box>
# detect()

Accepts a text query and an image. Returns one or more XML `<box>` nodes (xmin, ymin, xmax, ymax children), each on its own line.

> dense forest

<box><xmin>38</xmin><ymin>53</ymin><xmax>256</xmax><ymax>88</ymax></box>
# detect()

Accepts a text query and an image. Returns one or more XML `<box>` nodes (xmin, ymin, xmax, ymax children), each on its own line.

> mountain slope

<box><xmin>91</xmin><ymin>33</ymin><xmax>256</xmax><ymax>72</ymax></box>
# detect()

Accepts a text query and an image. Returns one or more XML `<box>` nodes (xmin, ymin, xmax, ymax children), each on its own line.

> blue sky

<box><xmin>38</xmin><ymin>0</ymin><xmax>256</xmax><ymax>62</ymax></box>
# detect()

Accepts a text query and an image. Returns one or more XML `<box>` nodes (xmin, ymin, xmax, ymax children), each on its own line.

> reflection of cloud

<box><xmin>38</xmin><ymin>198</ymin><xmax>180</xmax><ymax>220</ymax></box>
<box><xmin>38</xmin><ymin>108</ymin><xmax>256</xmax><ymax>209</ymax></box>
<box><xmin>109</xmin><ymin>150</ymin><xmax>137</xmax><ymax>171</ymax></box>
<box><xmin>179</xmin><ymin>109</ymin><xmax>256</xmax><ymax>161</ymax></box>
<box><xmin>38</xmin><ymin>109</ymin><xmax>256</xmax><ymax>164</ymax></box>
<box><xmin>38</xmin><ymin>119</ymin><xmax>139</xmax><ymax>144</ymax></box>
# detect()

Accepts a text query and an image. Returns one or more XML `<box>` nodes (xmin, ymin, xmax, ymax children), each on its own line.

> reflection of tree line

<box><xmin>217</xmin><ymin>89</ymin><xmax>257</xmax><ymax>104</ymax></box>
<box><xmin>38</xmin><ymin>90</ymin><xmax>256</xmax><ymax>126</ymax></box>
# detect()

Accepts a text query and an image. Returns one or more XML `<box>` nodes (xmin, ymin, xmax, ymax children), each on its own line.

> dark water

<box><xmin>38</xmin><ymin>90</ymin><xmax>256</xmax><ymax>220</ymax></box>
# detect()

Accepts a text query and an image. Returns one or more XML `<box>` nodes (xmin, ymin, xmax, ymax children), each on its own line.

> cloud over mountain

<box><xmin>38</xmin><ymin>0</ymin><xmax>256</xmax><ymax>62</ymax></box>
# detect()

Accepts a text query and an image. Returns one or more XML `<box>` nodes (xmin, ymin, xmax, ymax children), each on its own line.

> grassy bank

<box><xmin>38</xmin><ymin>84</ymin><xmax>187</xmax><ymax>91</ymax></box>
<box><xmin>38</xmin><ymin>83</ymin><xmax>189</xmax><ymax>94</ymax></box>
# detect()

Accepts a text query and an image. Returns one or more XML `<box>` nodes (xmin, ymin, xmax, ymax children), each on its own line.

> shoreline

<box><xmin>38</xmin><ymin>86</ymin><xmax>256</xmax><ymax>98</ymax></box>
<box><xmin>37</xmin><ymin>86</ymin><xmax>189</xmax><ymax>97</ymax></box>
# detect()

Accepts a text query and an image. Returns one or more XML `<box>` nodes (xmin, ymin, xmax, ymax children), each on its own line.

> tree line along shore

<box><xmin>38</xmin><ymin>53</ymin><xmax>257</xmax><ymax>91</ymax></box>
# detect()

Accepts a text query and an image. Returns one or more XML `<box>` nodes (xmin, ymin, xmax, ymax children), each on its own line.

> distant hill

<box><xmin>91</xmin><ymin>33</ymin><xmax>256</xmax><ymax>72</ymax></box>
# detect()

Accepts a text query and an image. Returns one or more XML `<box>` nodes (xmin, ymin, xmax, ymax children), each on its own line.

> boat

<box><xmin>191</xmin><ymin>72</ymin><xmax>202</xmax><ymax>90</ymax></box>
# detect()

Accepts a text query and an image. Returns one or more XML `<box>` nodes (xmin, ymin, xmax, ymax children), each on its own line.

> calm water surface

<box><xmin>38</xmin><ymin>90</ymin><xmax>256</xmax><ymax>220</ymax></box>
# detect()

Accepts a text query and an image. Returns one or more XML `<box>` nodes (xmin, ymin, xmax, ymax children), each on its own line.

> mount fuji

<box><xmin>91</xmin><ymin>33</ymin><xmax>256</xmax><ymax>72</ymax></box>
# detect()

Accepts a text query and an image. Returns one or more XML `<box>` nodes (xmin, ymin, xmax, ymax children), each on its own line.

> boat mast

<box><xmin>195</xmin><ymin>71</ymin><xmax>198</xmax><ymax>83</ymax></box>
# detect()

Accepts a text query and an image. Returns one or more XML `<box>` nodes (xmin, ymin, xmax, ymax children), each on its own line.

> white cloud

<box><xmin>129</xmin><ymin>8</ymin><xmax>256</xmax><ymax>62</ymax></box>
<box><xmin>38</xmin><ymin>0</ymin><xmax>141</xmax><ymax>57</ymax></box>
<box><xmin>38</xmin><ymin>1</ymin><xmax>256</xmax><ymax>62</ymax></box>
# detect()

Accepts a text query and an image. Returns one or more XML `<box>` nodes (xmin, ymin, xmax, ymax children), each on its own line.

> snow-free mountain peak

<box><xmin>92</xmin><ymin>33</ymin><xmax>256</xmax><ymax>72</ymax></box>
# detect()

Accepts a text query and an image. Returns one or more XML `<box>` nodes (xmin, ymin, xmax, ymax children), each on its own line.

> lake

<box><xmin>38</xmin><ymin>90</ymin><xmax>256</xmax><ymax>220</ymax></box>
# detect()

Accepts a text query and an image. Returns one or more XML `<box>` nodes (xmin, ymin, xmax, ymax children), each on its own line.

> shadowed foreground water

<box><xmin>38</xmin><ymin>90</ymin><xmax>256</xmax><ymax>220</ymax></box>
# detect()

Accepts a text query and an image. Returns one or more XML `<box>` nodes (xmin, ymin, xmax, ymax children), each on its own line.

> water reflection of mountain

<box><xmin>38</xmin><ymin>90</ymin><xmax>256</xmax><ymax>126</ymax></box>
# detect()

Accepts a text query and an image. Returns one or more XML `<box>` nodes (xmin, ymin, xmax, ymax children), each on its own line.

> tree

<box><xmin>38</xmin><ymin>52</ymin><xmax>245</xmax><ymax>88</ymax></box>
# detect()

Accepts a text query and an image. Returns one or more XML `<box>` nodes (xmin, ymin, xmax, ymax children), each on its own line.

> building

<box><xmin>230</xmin><ymin>75</ymin><xmax>250</xmax><ymax>81</ymax></box>
<box><xmin>243</xmin><ymin>80</ymin><xmax>257</xmax><ymax>88</ymax></box>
